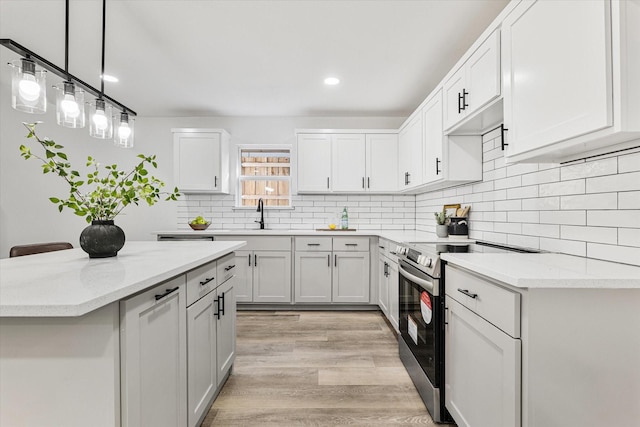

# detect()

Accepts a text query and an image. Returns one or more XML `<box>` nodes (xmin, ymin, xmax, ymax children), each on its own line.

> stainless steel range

<box><xmin>396</xmin><ymin>240</ymin><xmax>539</xmax><ymax>423</ymax></box>
<box><xmin>396</xmin><ymin>242</ymin><xmax>468</xmax><ymax>423</ymax></box>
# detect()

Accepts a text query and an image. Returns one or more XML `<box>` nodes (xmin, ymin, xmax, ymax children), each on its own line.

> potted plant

<box><xmin>434</xmin><ymin>211</ymin><xmax>449</xmax><ymax>238</ymax></box>
<box><xmin>19</xmin><ymin>122</ymin><xmax>180</xmax><ymax>258</ymax></box>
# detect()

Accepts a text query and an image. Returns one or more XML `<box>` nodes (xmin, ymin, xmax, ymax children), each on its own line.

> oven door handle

<box><xmin>399</xmin><ymin>263</ymin><xmax>434</xmax><ymax>293</ymax></box>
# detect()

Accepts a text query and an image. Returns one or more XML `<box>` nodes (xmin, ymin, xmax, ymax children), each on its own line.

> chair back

<box><xmin>10</xmin><ymin>242</ymin><xmax>74</xmax><ymax>258</ymax></box>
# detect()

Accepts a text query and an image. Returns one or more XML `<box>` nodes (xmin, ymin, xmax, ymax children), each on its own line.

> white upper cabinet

<box><xmin>423</xmin><ymin>91</ymin><xmax>445</xmax><ymax>184</ymax></box>
<box><xmin>423</xmin><ymin>90</ymin><xmax>483</xmax><ymax>190</ymax></box>
<box><xmin>366</xmin><ymin>134</ymin><xmax>398</xmax><ymax>192</ymax></box>
<box><xmin>398</xmin><ymin>114</ymin><xmax>424</xmax><ymax>190</ymax></box>
<box><xmin>173</xmin><ymin>129</ymin><xmax>230</xmax><ymax>194</ymax></box>
<box><xmin>331</xmin><ymin>134</ymin><xmax>367</xmax><ymax>192</ymax></box>
<box><xmin>297</xmin><ymin>134</ymin><xmax>332</xmax><ymax>192</ymax></box>
<box><xmin>502</xmin><ymin>0</ymin><xmax>640</xmax><ymax>163</ymax></box>
<box><xmin>297</xmin><ymin>131</ymin><xmax>398</xmax><ymax>193</ymax></box>
<box><xmin>443</xmin><ymin>29</ymin><xmax>501</xmax><ymax>132</ymax></box>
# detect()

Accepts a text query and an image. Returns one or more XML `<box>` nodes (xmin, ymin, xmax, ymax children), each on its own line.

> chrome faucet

<box><xmin>255</xmin><ymin>198</ymin><xmax>265</xmax><ymax>229</ymax></box>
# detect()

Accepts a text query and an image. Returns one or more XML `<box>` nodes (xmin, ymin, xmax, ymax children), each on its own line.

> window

<box><xmin>237</xmin><ymin>147</ymin><xmax>291</xmax><ymax>207</ymax></box>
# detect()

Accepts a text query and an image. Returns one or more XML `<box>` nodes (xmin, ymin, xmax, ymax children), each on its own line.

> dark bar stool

<box><xmin>9</xmin><ymin>242</ymin><xmax>73</xmax><ymax>258</ymax></box>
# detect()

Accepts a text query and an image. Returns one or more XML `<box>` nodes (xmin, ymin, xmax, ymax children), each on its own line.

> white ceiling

<box><xmin>0</xmin><ymin>0</ymin><xmax>509</xmax><ymax>118</ymax></box>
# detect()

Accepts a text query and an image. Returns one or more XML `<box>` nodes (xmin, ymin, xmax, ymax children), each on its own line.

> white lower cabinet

<box><xmin>216</xmin><ymin>277</ymin><xmax>236</xmax><ymax>382</ymax></box>
<box><xmin>294</xmin><ymin>237</ymin><xmax>370</xmax><ymax>304</ymax></box>
<box><xmin>216</xmin><ymin>237</ymin><xmax>292</xmax><ymax>304</ymax></box>
<box><xmin>187</xmin><ymin>289</ymin><xmax>218</xmax><ymax>427</ymax></box>
<box><xmin>378</xmin><ymin>250</ymin><xmax>399</xmax><ymax>333</ymax></box>
<box><xmin>445</xmin><ymin>296</ymin><xmax>521</xmax><ymax>427</ymax></box>
<box><xmin>445</xmin><ymin>265</ymin><xmax>521</xmax><ymax>427</ymax></box>
<box><xmin>332</xmin><ymin>252</ymin><xmax>370</xmax><ymax>303</ymax></box>
<box><xmin>121</xmin><ymin>254</ymin><xmax>237</xmax><ymax>427</ymax></box>
<box><xmin>295</xmin><ymin>251</ymin><xmax>332</xmax><ymax>303</ymax></box>
<box><xmin>377</xmin><ymin>254</ymin><xmax>390</xmax><ymax>315</ymax></box>
<box><xmin>120</xmin><ymin>276</ymin><xmax>188</xmax><ymax>427</ymax></box>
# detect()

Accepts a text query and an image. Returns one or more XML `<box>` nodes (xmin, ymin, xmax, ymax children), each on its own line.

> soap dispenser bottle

<box><xmin>341</xmin><ymin>207</ymin><xmax>349</xmax><ymax>230</ymax></box>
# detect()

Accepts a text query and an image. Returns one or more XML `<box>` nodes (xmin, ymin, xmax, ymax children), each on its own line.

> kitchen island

<box><xmin>0</xmin><ymin>240</ymin><xmax>246</xmax><ymax>427</ymax></box>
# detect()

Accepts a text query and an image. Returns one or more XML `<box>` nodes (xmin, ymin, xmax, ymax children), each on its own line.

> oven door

<box><xmin>398</xmin><ymin>259</ymin><xmax>440</xmax><ymax>386</ymax></box>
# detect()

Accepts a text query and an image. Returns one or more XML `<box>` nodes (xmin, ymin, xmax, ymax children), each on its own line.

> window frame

<box><xmin>235</xmin><ymin>144</ymin><xmax>292</xmax><ymax>209</ymax></box>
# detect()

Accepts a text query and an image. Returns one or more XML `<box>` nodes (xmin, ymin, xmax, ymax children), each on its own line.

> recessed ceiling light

<box><xmin>324</xmin><ymin>77</ymin><xmax>340</xmax><ymax>85</ymax></box>
<box><xmin>101</xmin><ymin>74</ymin><xmax>118</xmax><ymax>83</ymax></box>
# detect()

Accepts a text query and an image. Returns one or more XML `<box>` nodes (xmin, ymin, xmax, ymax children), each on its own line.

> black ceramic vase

<box><xmin>79</xmin><ymin>220</ymin><xmax>126</xmax><ymax>258</ymax></box>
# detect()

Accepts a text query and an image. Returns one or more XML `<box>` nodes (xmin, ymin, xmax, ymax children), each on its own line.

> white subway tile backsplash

<box><xmin>561</xmin><ymin>193</ymin><xmax>617</xmax><ymax>210</ymax></box>
<box><xmin>507</xmin><ymin>211</ymin><xmax>540</xmax><ymax>223</ymax></box>
<box><xmin>587</xmin><ymin>210</ymin><xmax>640</xmax><ymax>228</ymax></box>
<box><xmin>494</xmin><ymin>175</ymin><xmax>522</xmax><ymax>190</ymax></box>
<box><xmin>587</xmin><ymin>243</ymin><xmax>640</xmax><ymax>265</ymax></box>
<box><xmin>507</xmin><ymin>234</ymin><xmax>540</xmax><ymax>250</ymax></box>
<box><xmin>618</xmin><ymin>152</ymin><xmax>640</xmax><ymax>173</ymax></box>
<box><xmin>522</xmin><ymin>223</ymin><xmax>560</xmax><ymax>238</ymax></box>
<box><xmin>586</xmin><ymin>172</ymin><xmax>640</xmax><ymax>193</ymax></box>
<box><xmin>540</xmin><ymin>238</ymin><xmax>586</xmax><ymax>257</ymax></box>
<box><xmin>506</xmin><ymin>185</ymin><xmax>538</xmax><ymax>200</ymax></box>
<box><xmin>561</xmin><ymin>225</ymin><xmax>617</xmax><ymax>244</ymax></box>
<box><xmin>494</xmin><ymin>200</ymin><xmax>520</xmax><ymax>211</ymax></box>
<box><xmin>619</xmin><ymin>191</ymin><xmax>640</xmax><ymax>209</ymax></box>
<box><xmin>522</xmin><ymin>196</ymin><xmax>560</xmax><ymax>211</ymax></box>
<box><xmin>506</xmin><ymin>163</ymin><xmax>538</xmax><ymax>178</ymax></box>
<box><xmin>560</xmin><ymin>157</ymin><xmax>617</xmax><ymax>180</ymax></box>
<box><xmin>539</xmin><ymin>210</ymin><xmax>586</xmax><ymax>225</ymax></box>
<box><xmin>539</xmin><ymin>180</ymin><xmax>585</xmax><ymax>197</ymax></box>
<box><xmin>618</xmin><ymin>228</ymin><xmax>640</xmax><ymax>247</ymax></box>
<box><xmin>521</xmin><ymin>168</ymin><xmax>560</xmax><ymax>186</ymax></box>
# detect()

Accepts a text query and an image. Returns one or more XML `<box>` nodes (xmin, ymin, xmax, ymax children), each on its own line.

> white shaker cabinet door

<box><xmin>366</xmin><ymin>134</ymin><xmax>398</xmax><ymax>192</ymax></box>
<box><xmin>216</xmin><ymin>277</ymin><xmax>236</xmax><ymax>383</ymax></box>
<box><xmin>377</xmin><ymin>255</ymin><xmax>390</xmax><ymax>316</ymax></box>
<box><xmin>233</xmin><ymin>250</ymin><xmax>253</xmax><ymax>302</ymax></box>
<box><xmin>398</xmin><ymin>113</ymin><xmax>424</xmax><ymax>190</ymax></box>
<box><xmin>387</xmin><ymin>260</ymin><xmax>399</xmax><ymax>333</ymax></box>
<box><xmin>120</xmin><ymin>276</ymin><xmax>187</xmax><ymax>427</ymax></box>
<box><xmin>503</xmin><ymin>0</ymin><xmax>612</xmax><ymax>157</ymax></box>
<box><xmin>297</xmin><ymin>134</ymin><xmax>332</xmax><ymax>192</ymax></box>
<box><xmin>422</xmin><ymin>90</ymin><xmax>444</xmax><ymax>184</ymax></box>
<box><xmin>332</xmin><ymin>252</ymin><xmax>370</xmax><ymax>303</ymax></box>
<box><xmin>445</xmin><ymin>296</ymin><xmax>521</xmax><ymax>427</ymax></box>
<box><xmin>331</xmin><ymin>134</ymin><xmax>366</xmax><ymax>192</ymax></box>
<box><xmin>253</xmin><ymin>251</ymin><xmax>292</xmax><ymax>303</ymax></box>
<box><xmin>174</xmin><ymin>130</ymin><xmax>229</xmax><ymax>193</ymax></box>
<box><xmin>295</xmin><ymin>251</ymin><xmax>333</xmax><ymax>303</ymax></box>
<box><xmin>465</xmin><ymin>29</ymin><xmax>500</xmax><ymax>118</ymax></box>
<box><xmin>186</xmin><ymin>289</ymin><xmax>217</xmax><ymax>427</ymax></box>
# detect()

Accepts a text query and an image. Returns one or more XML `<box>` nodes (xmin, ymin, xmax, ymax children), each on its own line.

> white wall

<box><xmin>415</xmin><ymin>127</ymin><xmax>640</xmax><ymax>266</ymax></box>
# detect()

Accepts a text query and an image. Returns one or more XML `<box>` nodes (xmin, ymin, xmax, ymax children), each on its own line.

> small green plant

<box><xmin>434</xmin><ymin>210</ymin><xmax>449</xmax><ymax>225</ymax></box>
<box><xmin>19</xmin><ymin>122</ymin><xmax>180</xmax><ymax>223</ymax></box>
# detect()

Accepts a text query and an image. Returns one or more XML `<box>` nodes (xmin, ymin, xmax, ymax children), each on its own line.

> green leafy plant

<box><xmin>434</xmin><ymin>210</ymin><xmax>449</xmax><ymax>225</ymax></box>
<box><xmin>19</xmin><ymin>122</ymin><xmax>180</xmax><ymax>223</ymax></box>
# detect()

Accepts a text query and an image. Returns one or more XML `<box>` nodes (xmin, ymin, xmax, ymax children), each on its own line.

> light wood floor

<box><xmin>203</xmin><ymin>310</ymin><xmax>456</xmax><ymax>426</ymax></box>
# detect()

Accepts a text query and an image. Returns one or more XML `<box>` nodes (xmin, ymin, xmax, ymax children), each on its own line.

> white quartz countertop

<box><xmin>154</xmin><ymin>229</ymin><xmax>473</xmax><ymax>245</ymax></box>
<box><xmin>0</xmin><ymin>241</ymin><xmax>246</xmax><ymax>317</ymax></box>
<box><xmin>441</xmin><ymin>252</ymin><xmax>640</xmax><ymax>289</ymax></box>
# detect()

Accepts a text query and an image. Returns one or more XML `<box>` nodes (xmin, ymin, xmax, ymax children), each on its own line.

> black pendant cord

<box><xmin>64</xmin><ymin>0</ymin><xmax>70</xmax><ymax>80</ymax></box>
<box><xmin>100</xmin><ymin>0</ymin><xmax>106</xmax><ymax>97</ymax></box>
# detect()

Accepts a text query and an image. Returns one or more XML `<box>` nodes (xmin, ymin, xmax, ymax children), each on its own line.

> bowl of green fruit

<box><xmin>189</xmin><ymin>216</ymin><xmax>211</xmax><ymax>230</ymax></box>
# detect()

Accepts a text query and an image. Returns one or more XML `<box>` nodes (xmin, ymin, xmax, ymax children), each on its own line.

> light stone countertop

<box><xmin>154</xmin><ymin>228</ymin><xmax>473</xmax><ymax>245</ymax></box>
<box><xmin>0</xmin><ymin>241</ymin><xmax>246</xmax><ymax>317</ymax></box>
<box><xmin>441</xmin><ymin>252</ymin><xmax>640</xmax><ymax>289</ymax></box>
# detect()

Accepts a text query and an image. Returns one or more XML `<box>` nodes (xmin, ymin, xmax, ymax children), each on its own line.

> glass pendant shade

<box><xmin>55</xmin><ymin>81</ymin><xmax>85</xmax><ymax>128</ymax></box>
<box><xmin>89</xmin><ymin>98</ymin><xmax>113</xmax><ymax>139</ymax></box>
<box><xmin>114</xmin><ymin>112</ymin><xmax>134</xmax><ymax>148</ymax></box>
<box><xmin>10</xmin><ymin>58</ymin><xmax>47</xmax><ymax>114</ymax></box>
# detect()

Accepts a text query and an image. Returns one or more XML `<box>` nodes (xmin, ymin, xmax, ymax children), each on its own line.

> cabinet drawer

<box><xmin>295</xmin><ymin>237</ymin><xmax>332</xmax><ymax>251</ymax></box>
<box><xmin>215</xmin><ymin>236</ymin><xmax>291</xmax><ymax>251</ymax></box>
<box><xmin>216</xmin><ymin>253</ymin><xmax>236</xmax><ymax>285</ymax></box>
<box><xmin>186</xmin><ymin>261</ymin><xmax>217</xmax><ymax>306</ymax></box>
<box><xmin>333</xmin><ymin>237</ymin><xmax>369</xmax><ymax>252</ymax></box>
<box><xmin>445</xmin><ymin>265</ymin><xmax>520</xmax><ymax>338</ymax></box>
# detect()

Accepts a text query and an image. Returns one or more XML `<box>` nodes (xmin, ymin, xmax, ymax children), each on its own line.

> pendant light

<box><xmin>9</xmin><ymin>57</ymin><xmax>47</xmax><ymax>113</ymax></box>
<box><xmin>114</xmin><ymin>112</ymin><xmax>134</xmax><ymax>148</ymax></box>
<box><xmin>89</xmin><ymin>0</ymin><xmax>113</xmax><ymax>139</ymax></box>
<box><xmin>55</xmin><ymin>0</ymin><xmax>85</xmax><ymax>128</ymax></box>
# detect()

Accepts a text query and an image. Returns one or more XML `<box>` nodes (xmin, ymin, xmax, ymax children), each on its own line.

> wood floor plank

<box><xmin>207</xmin><ymin>310</ymin><xmax>455</xmax><ymax>426</ymax></box>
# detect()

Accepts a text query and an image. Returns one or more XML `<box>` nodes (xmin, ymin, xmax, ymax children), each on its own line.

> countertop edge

<box><xmin>0</xmin><ymin>241</ymin><xmax>247</xmax><ymax>318</ymax></box>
